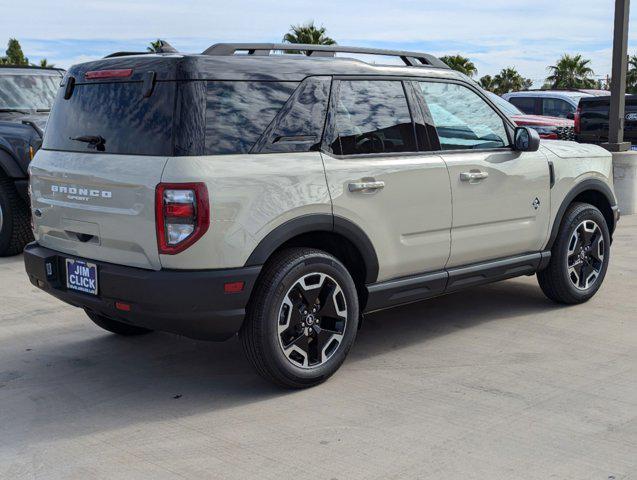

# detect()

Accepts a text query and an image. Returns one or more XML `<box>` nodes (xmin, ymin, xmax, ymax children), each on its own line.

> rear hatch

<box><xmin>30</xmin><ymin>56</ymin><xmax>181</xmax><ymax>270</ymax></box>
<box><xmin>578</xmin><ymin>94</ymin><xmax>637</xmax><ymax>144</ymax></box>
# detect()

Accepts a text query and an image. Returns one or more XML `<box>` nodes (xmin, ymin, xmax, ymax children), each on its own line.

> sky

<box><xmin>1</xmin><ymin>0</ymin><xmax>635</xmax><ymax>86</ymax></box>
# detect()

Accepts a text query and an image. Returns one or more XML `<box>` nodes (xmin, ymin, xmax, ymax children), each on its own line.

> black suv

<box><xmin>0</xmin><ymin>65</ymin><xmax>64</xmax><ymax>256</ymax></box>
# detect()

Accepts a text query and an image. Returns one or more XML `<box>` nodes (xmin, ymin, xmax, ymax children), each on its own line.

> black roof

<box><xmin>67</xmin><ymin>48</ymin><xmax>463</xmax><ymax>84</ymax></box>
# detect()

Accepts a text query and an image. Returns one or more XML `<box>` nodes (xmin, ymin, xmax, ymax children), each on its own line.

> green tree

<box><xmin>282</xmin><ymin>21</ymin><xmax>336</xmax><ymax>55</ymax></box>
<box><xmin>493</xmin><ymin>67</ymin><xmax>526</xmax><ymax>95</ymax></box>
<box><xmin>627</xmin><ymin>55</ymin><xmax>637</xmax><ymax>93</ymax></box>
<box><xmin>546</xmin><ymin>54</ymin><xmax>596</xmax><ymax>89</ymax></box>
<box><xmin>439</xmin><ymin>54</ymin><xmax>477</xmax><ymax>78</ymax></box>
<box><xmin>0</xmin><ymin>38</ymin><xmax>29</xmax><ymax>65</ymax></box>
<box><xmin>38</xmin><ymin>58</ymin><xmax>55</xmax><ymax>68</ymax></box>
<box><xmin>479</xmin><ymin>74</ymin><xmax>496</xmax><ymax>92</ymax></box>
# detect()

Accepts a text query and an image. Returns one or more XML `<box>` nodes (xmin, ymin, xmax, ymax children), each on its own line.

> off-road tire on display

<box><xmin>241</xmin><ymin>248</ymin><xmax>359</xmax><ymax>389</ymax></box>
<box><xmin>0</xmin><ymin>176</ymin><xmax>33</xmax><ymax>256</ymax></box>
<box><xmin>538</xmin><ymin>202</ymin><xmax>610</xmax><ymax>304</ymax></box>
<box><xmin>85</xmin><ymin>310</ymin><xmax>154</xmax><ymax>336</ymax></box>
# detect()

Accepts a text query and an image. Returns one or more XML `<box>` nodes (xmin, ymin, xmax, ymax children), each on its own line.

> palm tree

<box><xmin>627</xmin><ymin>55</ymin><xmax>637</xmax><ymax>93</ymax></box>
<box><xmin>147</xmin><ymin>39</ymin><xmax>165</xmax><ymax>53</ymax></box>
<box><xmin>439</xmin><ymin>55</ymin><xmax>477</xmax><ymax>78</ymax></box>
<box><xmin>493</xmin><ymin>67</ymin><xmax>526</xmax><ymax>95</ymax></box>
<box><xmin>282</xmin><ymin>22</ymin><xmax>335</xmax><ymax>55</ymax></box>
<box><xmin>479</xmin><ymin>75</ymin><xmax>496</xmax><ymax>92</ymax></box>
<box><xmin>546</xmin><ymin>54</ymin><xmax>596</xmax><ymax>89</ymax></box>
<box><xmin>39</xmin><ymin>58</ymin><xmax>55</xmax><ymax>68</ymax></box>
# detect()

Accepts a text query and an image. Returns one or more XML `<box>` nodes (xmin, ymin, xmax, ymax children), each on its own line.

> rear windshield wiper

<box><xmin>36</xmin><ymin>109</ymin><xmax>51</xmax><ymax>113</ymax></box>
<box><xmin>70</xmin><ymin>135</ymin><xmax>106</xmax><ymax>151</ymax></box>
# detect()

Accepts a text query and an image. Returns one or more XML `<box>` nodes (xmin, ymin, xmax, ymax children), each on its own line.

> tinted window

<box><xmin>542</xmin><ymin>98</ymin><xmax>574</xmax><ymax>118</ymax></box>
<box><xmin>0</xmin><ymin>72</ymin><xmax>60</xmax><ymax>110</ymax></box>
<box><xmin>255</xmin><ymin>76</ymin><xmax>330</xmax><ymax>154</ymax></box>
<box><xmin>509</xmin><ymin>97</ymin><xmax>536</xmax><ymax>115</ymax></box>
<box><xmin>330</xmin><ymin>80</ymin><xmax>416</xmax><ymax>155</ymax></box>
<box><xmin>43</xmin><ymin>81</ymin><xmax>175</xmax><ymax>156</ymax></box>
<box><xmin>418</xmin><ymin>82</ymin><xmax>509</xmax><ymax>150</ymax></box>
<box><xmin>205</xmin><ymin>81</ymin><xmax>298</xmax><ymax>155</ymax></box>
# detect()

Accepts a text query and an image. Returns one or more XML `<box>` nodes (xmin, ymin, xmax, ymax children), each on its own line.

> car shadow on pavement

<box><xmin>350</xmin><ymin>277</ymin><xmax>559</xmax><ymax>362</ymax></box>
<box><xmin>2</xmin><ymin>277</ymin><xmax>560</xmax><ymax>446</ymax></box>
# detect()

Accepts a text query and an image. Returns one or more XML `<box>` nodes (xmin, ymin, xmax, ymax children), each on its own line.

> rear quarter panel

<box><xmin>159</xmin><ymin>152</ymin><xmax>331</xmax><ymax>270</ymax></box>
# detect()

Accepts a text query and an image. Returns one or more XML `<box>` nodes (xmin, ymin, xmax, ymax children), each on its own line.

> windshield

<box><xmin>0</xmin><ymin>72</ymin><xmax>61</xmax><ymax>111</ymax></box>
<box><xmin>487</xmin><ymin>92</ymin><xmax>524</xmax><ymax>117</ymax></box>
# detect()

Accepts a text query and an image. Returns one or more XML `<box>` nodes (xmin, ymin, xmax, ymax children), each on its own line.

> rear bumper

<box><xmin>23</xmin><ymin>243</ymin><xmax>261</xmax><ymax>341</ymax></box>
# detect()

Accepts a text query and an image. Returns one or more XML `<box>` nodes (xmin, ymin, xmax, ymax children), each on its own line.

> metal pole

<box><xmin>604</xmin><ymin>0</ymin><xmax>631</xmax><ymax>152</ymax></box>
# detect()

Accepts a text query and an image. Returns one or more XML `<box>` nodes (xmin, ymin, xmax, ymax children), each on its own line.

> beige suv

<box><xmin>24</xmin><ymin>43</ymin><xmax>619</xmax><ymax>388</ymax></box>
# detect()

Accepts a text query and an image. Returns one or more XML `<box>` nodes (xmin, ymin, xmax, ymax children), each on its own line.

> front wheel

<box><xmin>538</xmin><ymin>202</ymin><xmax>611</xmax><ymax>304</ymax></box>
<box><xmin>240</xmin><ymin>248</ymin><xmax>359</xmax><ymax>388</ymax></box>
<box><xmin>0</xmin><ymin>177</ymin><xmax>33</xmax><ymax>256</ymax></box>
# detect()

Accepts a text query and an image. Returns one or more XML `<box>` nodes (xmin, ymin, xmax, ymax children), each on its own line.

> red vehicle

<box><xmin>488</xmin><ymin>92</ymin><xmax>575</xmax><ymax>140</ymax></box>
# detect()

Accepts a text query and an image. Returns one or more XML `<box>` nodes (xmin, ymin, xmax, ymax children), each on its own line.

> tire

<box><xmin>240</xmin><ymin>248</ymin><xmax>360</xmax><ymax>389</ymax></box>
<box><xmin>85</xmin><ymin>310</ymin><xmax>154</xmax><ymax>336</ymax></box>
<box><xmin>538</xmin><ymin>202</ymin><xmax>610</xmax><ymax>304</ymax></box>
<box><xmin>0</xmin><ymin>176</ymin><xmax>33</xmax><ymax>257</ymax></box>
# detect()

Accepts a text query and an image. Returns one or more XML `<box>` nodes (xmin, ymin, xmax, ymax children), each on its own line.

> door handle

<box><xmin>460</xmin><ymin>170</ymin><xmax>489</xmax><ymax>182</ymax></box>
<box><xmin>348</xmin><ymin>180</ymin><xmax>385</xmax><ymax>193</ymax></box>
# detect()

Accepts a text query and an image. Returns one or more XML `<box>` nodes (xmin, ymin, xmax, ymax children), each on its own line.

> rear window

<box><xmin>43</xmin><ymin>78</ymin><xmax>317</xmax><ymax>157</ymax></box>
<box><xmin>204</xmin><ymin>81</ymin><xmax>298</xmax><ymax>155</ymax></box>
<box><xmin>43</xmin><ymin>81</ymin><xmax>175</xmax><ymax>156</ymax></box>
<box><xmin>508</xmin><ymin>97</ymin><xmax>536</xmax><ymax>115</ymax></box>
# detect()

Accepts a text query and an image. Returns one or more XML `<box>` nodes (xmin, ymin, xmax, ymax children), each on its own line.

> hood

<box><xmin>0</xmin><ymin>110</ymin><xmax>49</xmax><ymax>135</ymax></box>
<box><xmin>541</xmin><ymin>140</ymin><xmax>610</xmax><ymax>159</ymax></box>
<box><xmin>511</xmin><ymin>114</ymin><xmax>573</xmax><ymax>127</ymax></box>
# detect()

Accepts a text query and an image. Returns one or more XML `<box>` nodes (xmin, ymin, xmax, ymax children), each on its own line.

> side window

<box><xmin>205</xmin><ymin>81</ymin><xmax>298</xmax><ymax>155</ymax></box>
<box><xmin>509</xmin><ymin>97</ymin><xmax>536</xmax><ymax>115</ymax></box>
<box><xmin>542</xmin><ymin>98</ymin><xmax>574</xmax><ymax>118</ymax></box>
<box><xmin>330</xmin><ymin>80</ymin><xmax>417</xmax><ymax>155</ymax></box>
<box><xmin>254</xmin><ymin>76</ymin><xmax>331</xmax><ymax>154</ymax></box>
<box><xmin>418</xmin><ymin>82</ymin><xmax>510</xmax><ymax>151</ymax></box>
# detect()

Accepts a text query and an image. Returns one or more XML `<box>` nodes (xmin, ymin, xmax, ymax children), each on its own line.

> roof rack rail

<box><xmin>104</xmin><ymin>40</ymin><xmax>179</xmax><ymax>59</ymax></box>
<box><xmin>202</xmin><ymin>43</ymin><xmax>449</xmax><ymax>69</ymax></box>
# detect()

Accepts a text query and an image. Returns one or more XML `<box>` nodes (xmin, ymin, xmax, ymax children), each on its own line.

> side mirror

<box><xmin>514</xmin><ymin>126</ymin><xmax>541</xmax><ymax>152</ymax></box>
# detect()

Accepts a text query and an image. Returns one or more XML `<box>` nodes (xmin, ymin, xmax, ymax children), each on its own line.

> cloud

<box><xmin>0</xmin><ymin>0</ymin><xmax>631</xmax><ymax>85</ymax></box>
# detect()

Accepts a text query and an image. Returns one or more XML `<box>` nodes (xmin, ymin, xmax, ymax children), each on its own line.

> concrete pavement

<box><xmin>1</xmin><ymin>217</ymin><xmax>636</xmax><ymax>479</ymax></box>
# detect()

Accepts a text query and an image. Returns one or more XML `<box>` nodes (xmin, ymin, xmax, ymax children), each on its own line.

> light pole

<box><xmin>604</xmin><ymin>0</ymin><xmax>631</xmax><ymax>152</ymax></box>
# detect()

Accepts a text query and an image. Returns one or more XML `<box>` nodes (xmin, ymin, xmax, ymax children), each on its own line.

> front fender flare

<box><xmin>546</xmin><ymin>178</ymin><xmax>617</xmax><ymax>250</ymax></box>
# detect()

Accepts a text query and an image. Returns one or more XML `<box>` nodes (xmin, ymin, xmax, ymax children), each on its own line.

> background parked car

<box><xmin>502</xmin><ymin>90</ymin><xmax>608</xmax><ymax>119</ymax></box>
<box><xmin>0</xmin><ymin>65</ymin><xmax>64</xmax><ymax>256</ymax></box>
<box><xmin>575</xmin><ymin>94</ymin><xmax>637</xmax><ymax>147</ymax></box>
<box><xmin>487</xmin><ymin>92</ymin><xmax>575</xmax><ymax>140</ymax></box>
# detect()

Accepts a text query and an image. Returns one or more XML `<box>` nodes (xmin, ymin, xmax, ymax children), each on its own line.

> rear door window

<box><xmin>417</xmin><ymin>82</ymin><xmax>510</xmax><ymax>150</ymax></box>
<box><xmin>204</xmin><ymin>81</ymin><xmax>298</xmax><ymax>155</ymax></box>
<box><xmin>542</xmin><ymin>98</ymin><xmax>574</xmax><ymax>118</ymax></box>
<box><xmin>329</xmin><ymin>80</ymin><xmax>417</xmax><ymax>155</ymax></box>
<box><xmin>509</xmin><ymin>97</ymin><xmax>537</xmax><ymax>115</ymax></box>
<box><xmin>43</xmin><ymin>81</ymin><xmax>175</xmax><ymax>156</ymax></box>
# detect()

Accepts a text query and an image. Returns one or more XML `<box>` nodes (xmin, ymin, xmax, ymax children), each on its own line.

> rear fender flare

<box><xmin>244</xmin><ymin>214</ymin><xmax>380</xmax><ymax>284</ymax></box>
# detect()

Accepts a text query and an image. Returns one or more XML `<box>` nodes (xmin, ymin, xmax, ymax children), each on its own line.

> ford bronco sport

<box><xmin>0</xmin><ymin>65</ymin><xmax>64</xmax><ymax>256</ymax></box>
<box><xmin>24</xmin><ymin>43</ymin><xmax>619</xmax><ymax>388</ymax></box>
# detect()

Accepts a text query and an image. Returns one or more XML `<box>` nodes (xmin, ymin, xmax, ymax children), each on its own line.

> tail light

<box><xmin>155</xmin><ymin>183</ymin><xmax>209</xmax><ymax>254</ymax></box>
<box><xmin>574</xmin><ymin>106</ymin><xmax>582</xmax><ymax>134</ymax></box>
<box><xmin>85</xmin><ymin>68</ymin><xmax>133</xmax><ymax>80</ymax></box>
